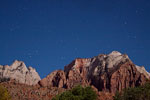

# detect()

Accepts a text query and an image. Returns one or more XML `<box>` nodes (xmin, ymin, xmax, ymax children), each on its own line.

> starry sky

<box><xmin>0</xmin><ymin>0</ymin><xmax>150</xmax><ymax>78</ymax></box>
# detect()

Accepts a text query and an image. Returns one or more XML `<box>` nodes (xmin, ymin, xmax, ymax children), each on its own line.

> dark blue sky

<box><xmin>0</xmin><ymin>0</ymin><xmax>150</xmax><ymax>78</ymax></box>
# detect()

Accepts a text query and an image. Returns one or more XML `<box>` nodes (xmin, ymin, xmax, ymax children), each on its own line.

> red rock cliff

<box><xmin>39</xmin><ymin>51</ymin><xmax>149</xmax><ymax>94</ymax></box>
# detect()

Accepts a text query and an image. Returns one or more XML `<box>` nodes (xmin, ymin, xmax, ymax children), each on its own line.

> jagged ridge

<box><xmin>0</xmin><ymin>51</ymin><xmax>150</xmax><ymax>100</ymax></box>
<box><xmin>39</xmin><ymin>51</ymin><xmax>150</xmax><ymax>93</ymax></box>
<box><xmin>0</xmin><ymin>60</ymin><xmax>41</xmax><ymax>85</ymax></box>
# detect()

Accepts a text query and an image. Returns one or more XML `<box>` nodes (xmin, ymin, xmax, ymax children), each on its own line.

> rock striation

<box><xmin>39</xmin><ymin>51</ymin><xmax>150</xmax><ymax>93</ymax></box>
<box><xmin>0</xmin><ymin>60</ymin><xmax>41</xmax><ymax>85</ymax></box>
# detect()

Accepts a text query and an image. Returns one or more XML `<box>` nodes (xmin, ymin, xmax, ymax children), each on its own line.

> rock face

<box><xmin>136</xmin><ymin>65</ymin><xmax>150</xmax><ymax>79</ymax></box>
<box><xmin>0</xmin><ymin>60</ymin><xmax>41</xmax><ymax>85</ymax></box>
<box><xmin>0</xmin><ymin>51</ymin><xmax>150</xmax><ymax>100</ymax></box>
<box><xmin>39</xmin><ymin>70</ymin><xmax>66</xmax><ymax>88</ymax></box>
<box><xmin>40</xmin><ymin>51</ymin><xmax>150</xmax><ymax>93</ymax></box>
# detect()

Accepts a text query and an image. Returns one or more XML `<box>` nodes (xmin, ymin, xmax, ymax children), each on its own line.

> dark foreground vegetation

<box><xmin>52</xmin><ymin>85</ymin><xmax>97</xmax><ymax>100</ymax></box>
<box><xmin>52</xmin><ymin>82</ymin><xmax>150</xmax><ymax>100</ymax></box>
<box><xmin>114</xmin><ymin>82</ymin><xmax>150</xmax><ymax>100</ymax></box>
<box><xmin>0</xmin><ymin>84</ymin><xmax>11</xmax><ymax>100</ymax></box>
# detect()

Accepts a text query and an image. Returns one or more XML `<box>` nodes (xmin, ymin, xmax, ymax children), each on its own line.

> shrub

<box><xmin>52</xmin><ymin>85</ymin><xmax>97</xmax><ymax>100</ymax></box>
<box><xmin>113</xmin><ymin>82</ymin><xmax>150</xmax><ymax>100</ymax></box>
<box><xmin>0</xmin><ymin>85</ymin><xmax>11</xmax><ymax>100</ymax></box>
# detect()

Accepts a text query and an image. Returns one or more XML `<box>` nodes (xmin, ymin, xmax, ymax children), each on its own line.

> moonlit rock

<box><xmin>136</xmin><ymin>65</ymin><xmax>150</xmax><ymax>79</ymax></box>
<box><xmin>106</xmin><ymin>51</ymin><xmax>128</xmax><ymax>68</ymax></box>
<box><xmin>41</xmin><ymin>51</ymin><xmax>149</xmax><ymax>93</ymax></box>
<box><xmin>108</xmin><ymin>51</ymin><xmax>122</xmax><ymax>57</ymax></box>
<box><xmin>64</xmin><ymin>51</ymin><xmax>130</xmax><ymax>76</ymax></box>
<box><xmin>0</xmin><ymin>60</ymin><xmax>41</xmax><ymax>85</ymax></box>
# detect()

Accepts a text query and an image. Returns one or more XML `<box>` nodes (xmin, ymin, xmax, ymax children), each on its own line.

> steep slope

<box><xmin>39</xmin><ymin>70</ymin><xmax>66</xmax><ymax>88</ymax></box>
<box><xmin>39</xmin><ymin>51</ymin><xmax>150</xmax><ymax>93</ymax></box>
<box><xmin>136</xmin><ymin>65</ymin><xmax>150</xmax><ymax>79</ymax></box>
<box><xmin>0</xmin><ymin>60</ymin><xmax>41</xmax><ymax>85</ymax></box>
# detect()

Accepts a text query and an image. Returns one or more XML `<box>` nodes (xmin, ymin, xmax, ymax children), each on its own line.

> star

<box><xmin>60</xmin><ymin>40</ymin><xmax>64</xmax><ymax>43</ymax></box>
<box><xmin>35</xmin><ymin>50</ymin><xmax>39</xmax><ymax>54</ymax></box>
<box><xmin>75</xmin><ymin>47</ymin><xmax>78</xmax><ymax>50</ymax></box>
<box><xmin>60</xmin><ymin>56</ymin><xmax>65</xmax><ymax>60</ymax></box>
<box><xmin>27</xmin><ymin>53</ymin><xmax>32</xmax><ymax>58</ymax></box>
<box><xmin>9</xmin><ymin>24</ymin><xmax>20</xmax><ymax>32</ymax></box>
<box><xmin>9</xmin><ymin>28</ymin><xmax>14</xmax><ymax>32</ymax></box>
<box><xmin>127</xmin><ymin>34</ymin><xmax>137</xmax><ymax>39</ymax></box>
<box><xmin>124</xmin><ymin>21</ymin><xmax>127</xmax><ymax>25</ymax></box>
<box><xmin>133</xmin><ymin>36</ymin><xmax>137</xmax><ymax>39</ymax></box>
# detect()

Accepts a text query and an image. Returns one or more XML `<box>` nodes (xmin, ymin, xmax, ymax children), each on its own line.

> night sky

<box><xmin>0</xmin><ymin>0</ymin><xmax>150</xmax><ymax>78</ymax></box>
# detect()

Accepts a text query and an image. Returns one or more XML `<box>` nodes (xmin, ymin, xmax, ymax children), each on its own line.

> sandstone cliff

<box><xmin>0</xmin><ymin>60</ymin><xmax>41</xmax><ymax>85</ymax></box>
<box><xmin>39</xmin><ymin>51</ymin><xmax>150</xmax><ymax>93</ymax></box>
<box><xmin>1</xmin><ymin>51</ymin><xmax>150</xmax><ymax>100</ymax></box>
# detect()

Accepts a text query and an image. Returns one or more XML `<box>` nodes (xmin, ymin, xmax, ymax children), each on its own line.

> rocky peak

<box><xmin>10</xmin><ymin>60</ymin><xmax>28</xmax><ymax>74</ymax></box>
<box><xmin>108</xmin><ymin>51</ymin><xmax>122</xmax><ymax>57</ymax></box>
<box><xmin>11</xmin><ymin>60</ymin><xmax>26</xmax><ymax>68</ymax></box>
<box><xmin>105</xmin><ymin>51</ymin><xmax>129</xmax><ymax>69</ymax></box>
<box><xmin>64</xmin><ymin>51</ymin><xmax>130</xmax><ymax>75</ymax></box>
<box><xmin>0</xmin><ymin>60</ymin><xmax>41</xmax><ymax>85</ymax></box>
<box><xmin>40</xmin><ymin>51</ymin><xmax>149</xmax><ymax>94</ymax></box>
<box><xmin>64</xmin><ymin>58</ymin><xmax>91</xmax><ymax>73</ymax></box>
